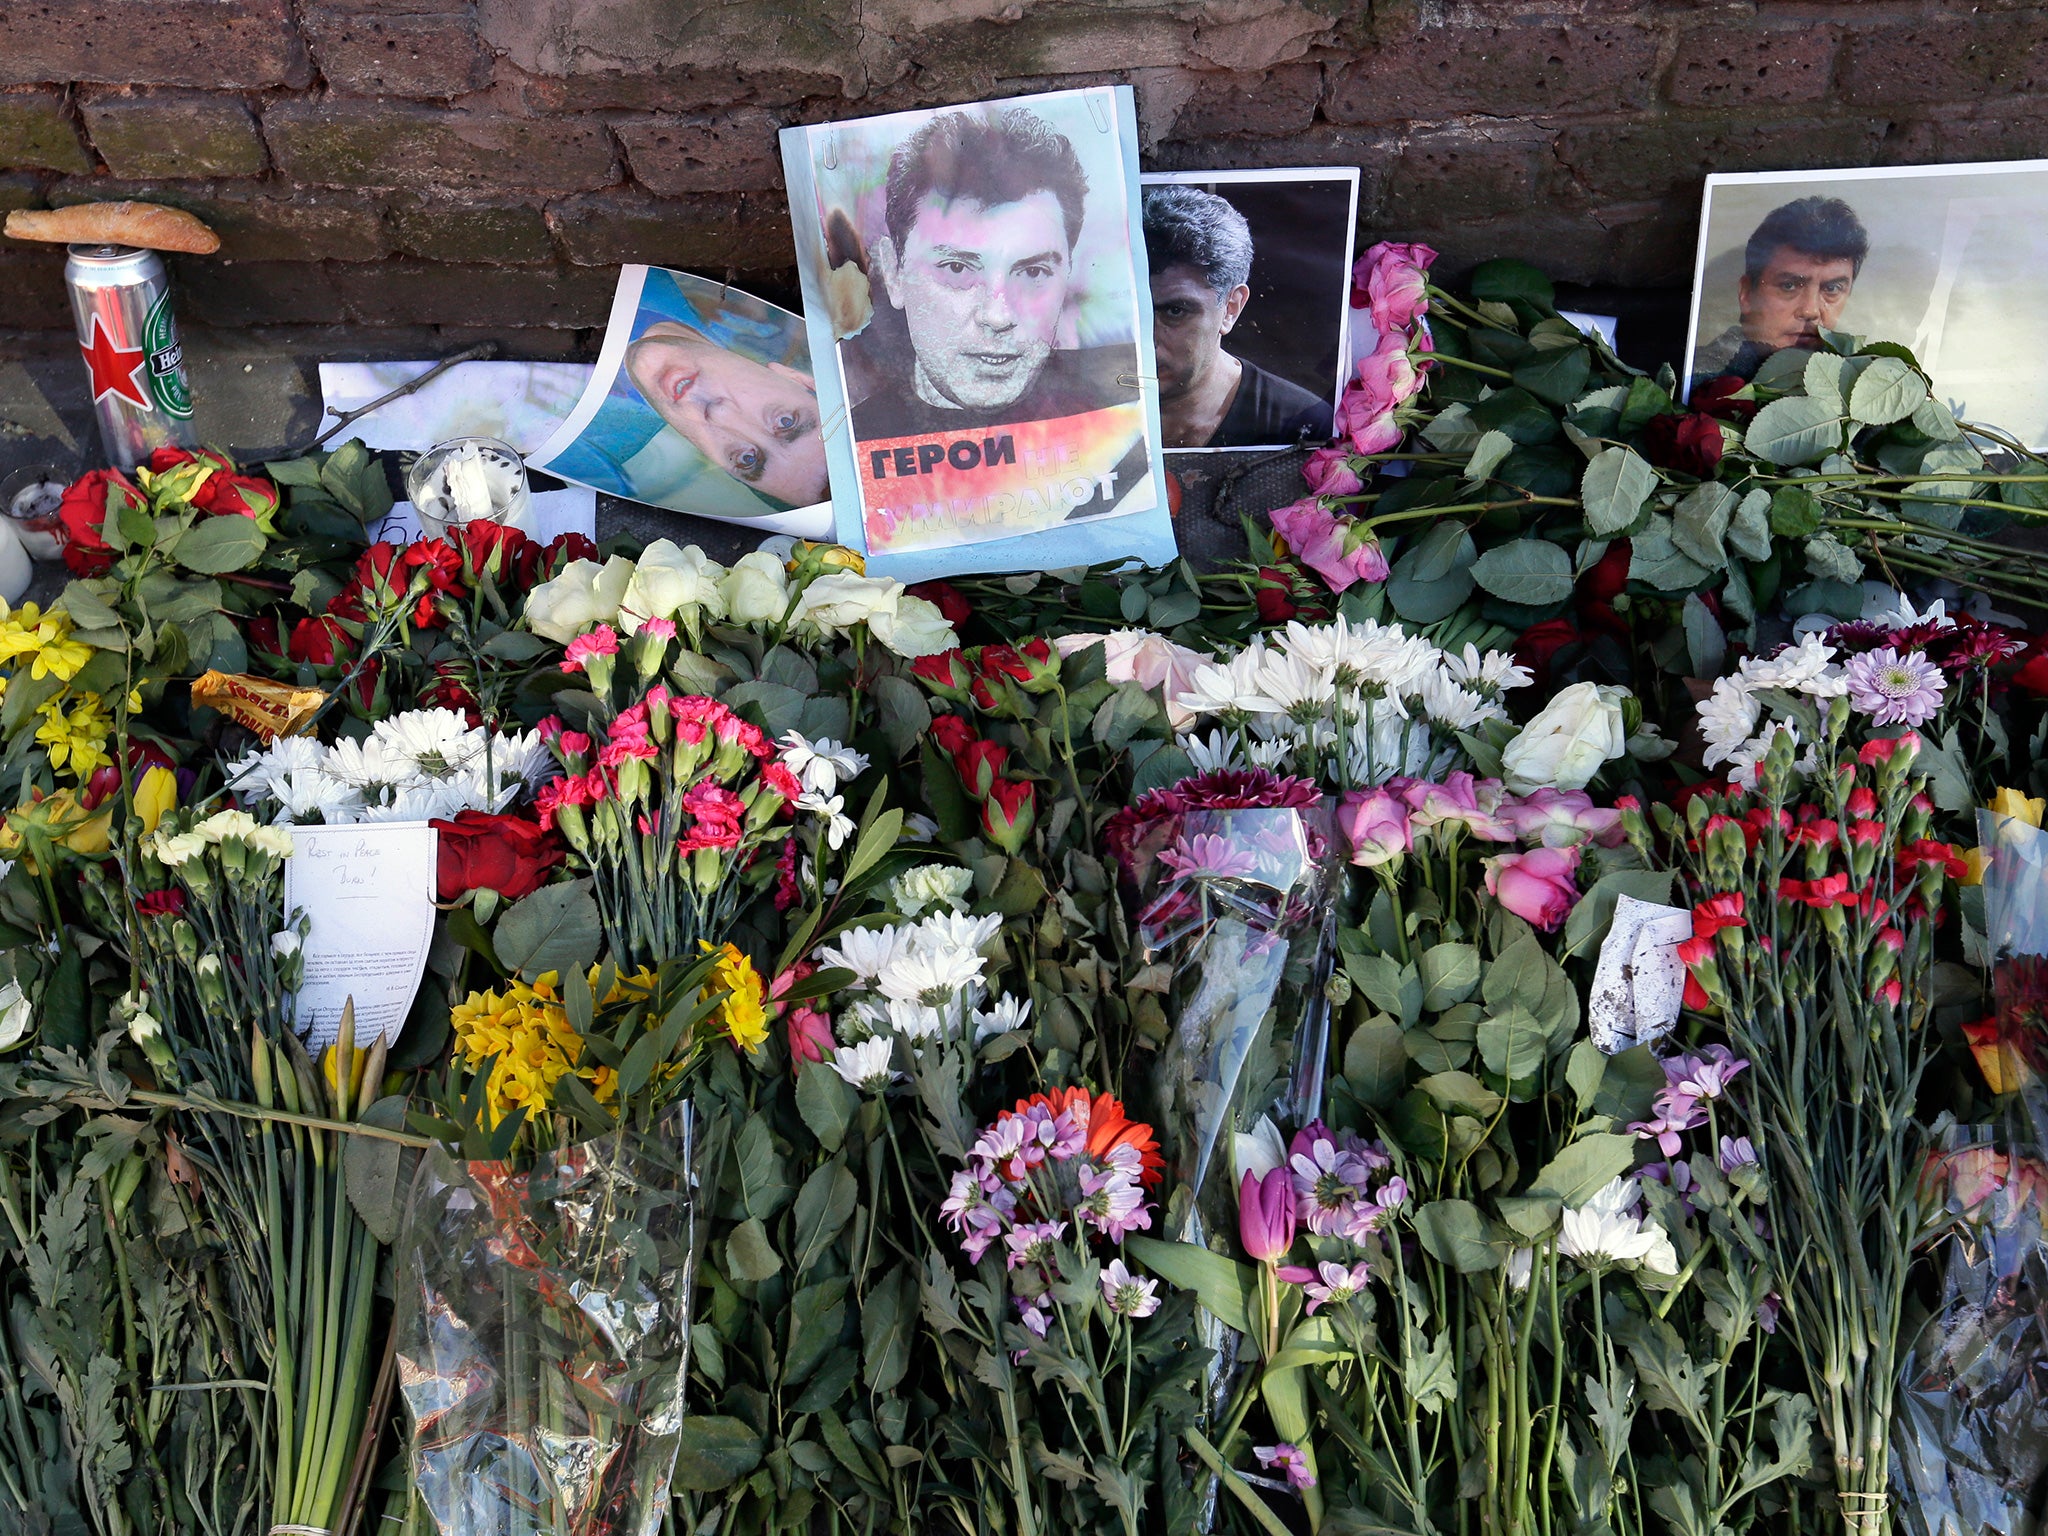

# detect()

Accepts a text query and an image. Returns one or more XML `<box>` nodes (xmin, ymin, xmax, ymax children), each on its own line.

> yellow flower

<box><xmin>133</xmin><ymin>765</ymin><xmax>177</xmax><ymax>835</ymax></box>
<box><xmin>1989</xmin><ymin>787</ymin><xmax>2045</xmax><ymax>829</ymax></box>
<box><xmin>700</xmin><ymin>941</ymin><xmax>768</xmax><ymax>1053</ymax></box>
<box><xmin>34</xmin><ymin>693</ymin><xmax>115</xmax><ymax>779</ymax></box>
<box><xmin>0</xmin><ymin>789</ymin><xmax>112</xmax><ymax>861</ymax></box>
<box><xmin>788</xmin><ymin>540</ymin><xmax>865</xmax><ymax>577</ymax></box>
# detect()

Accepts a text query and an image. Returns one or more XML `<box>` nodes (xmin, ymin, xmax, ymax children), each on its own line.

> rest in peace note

<box><xmin>282</xmin><ymin>821</ymin><xmax>439</xmax><ymax>1050</ymax></box>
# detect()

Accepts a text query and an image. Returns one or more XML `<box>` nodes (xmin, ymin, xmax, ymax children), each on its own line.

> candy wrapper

<box><xmin>394</xmin><ymin>1110</ymin><xmax>697</xmax><ymax>1536</ymax></box>
<box><xmin>1892</xmin><ymin>1128</ymin><xmax>2048</xmax><ymax>1536</ymax></box>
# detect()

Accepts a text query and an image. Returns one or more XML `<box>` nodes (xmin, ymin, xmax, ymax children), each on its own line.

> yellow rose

<box><xmin>1989</xmin><ymin>787</ymin><xmax>2045</xmax><ymax>829</ymax></box>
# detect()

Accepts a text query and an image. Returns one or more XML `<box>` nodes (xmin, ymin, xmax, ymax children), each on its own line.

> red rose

<box><xmin>929</xmin><ymin>713</ymin><xmax>977</xmax><ymax>756</ymax></box>
<box><xmin>2013</xmin><ymin>645</ymin><xmax>2048</xmax><ymax>697</ymax></box>
<box><xmin>147</xmin><ymin>446</ymin><xmax>234</xmax><ymax>475</ymax></box>
<box><xmin>977</xmin><ymin>644</ymin><xmax>1033</xmax><ymax>684</ymax></box>
<box><xmin>910</xmin><ymin>648</ymin><xmax>974</xmax><ymax>702</ymax></box>
<box><xmin>1690</xmin><ymin>375</ymin><xmax>1759</xmax><ymax>425</ymax></box>
<box><xmin>419</xmin><ymin>662</ymin><xmax>480</xmax><ymax>724</ymax></box>
<box><xmin>1640</xmin><ymin>412</ymin><xmax>1726</xmax><ymax>478</ymax></box>
<box><xmin>431</xmin><ymin>809</ymin><xmax>565</xmax><ymax>901</ymax></box>
<box><xmin>542</xmin><ymin>532</ymin><xmax>599</xmax><ymax>576</ymax></box>
<box><xmin>1255</xmin><ymin>566</ymin><xmax>1299</xmax><ymax>623</ymax></box>
<box><xmin>978</xmin><ymin>777</ymin><xmax>1036</xmax><ymax>854</ymax></box>
<box><xmin>907</xmin><ymin>579</ymin><xmax>972</xmax><ymax>627</ymax></box>
<box><xmin>404</xmin><ymin>537</ymin><xmax>466</xmax><ymax>594</ymax></box>
<box><xmin>288</xmin><ymin>615</ymin><xmax>354</xmax><ymax>668</ymax></box>
<box><xmin>1514</xmin><ymin>617</ymin><xmax>1581</xmax><ymax>690</ymax></box>
<box><xmin>191</xmin><ymin>471</ymin><xmax>278</xmax><ymax>519</ymax></box>
<box><xmin>246</xmin><ymin>615</ymin><xmax>284</xmax><ymax>661</ymax></box>
<box><xmin>953</xmin><ymin>738</ymin><xmax>1009</xmax><ymax>798</ymax></box>
<box><xmin>1577</xmin><ymin>538</ymin><xmax>1632</xmax><ymax>638</ymax></box>
<box><xmin>57</xmin><ymin>468</ymin><xmax>144</xmax><ymax>576</ymax></box>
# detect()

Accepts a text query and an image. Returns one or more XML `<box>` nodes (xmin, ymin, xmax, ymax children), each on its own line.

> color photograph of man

<box><xmin>1691</xmin><ymin>195</ymin><xmax>1869</xmax><ymax>392</ymax></box>
<box><xmin>844</xmin><ymin>106</ymin><xmax>1140</xmax><ymax>440</ymax></box>
<box><xmin>623</xmin><ymin>321</ymin><xmax>827</xmax><ymax>507</ymax></box>
<box><xmin>1143</xmin><ymin>184</ymin><xmax>1334</xmax><ymax>449</ymax></box>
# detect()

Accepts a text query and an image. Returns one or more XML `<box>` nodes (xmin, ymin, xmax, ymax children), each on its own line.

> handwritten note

<box><xmin>283</xmin><ymin>821</ymin><xmax>439</xmax><ymax>1050</ymax></box>
<box><xmin>1588</xmin><ymin>895</ymin><xmax>1695</xmax><ymax>1055</ymax></box>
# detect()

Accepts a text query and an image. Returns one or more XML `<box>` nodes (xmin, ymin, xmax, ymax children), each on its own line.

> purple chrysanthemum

<box><xmin>1842</xmin><ymin>646</ymin><xmax>1946</xmax><ymax>727</ymax></box>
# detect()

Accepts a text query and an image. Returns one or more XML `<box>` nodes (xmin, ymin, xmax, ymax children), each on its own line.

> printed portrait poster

<box><xmin>779</xmin><ymin>86</ymin><xmax>1177</xmax><ymax>579</ymax></box>
<box><xmin>527</xmin><ymin>266</ymin><xmax>834</xmax><ymax>538</ymax></box>
<box><xmin>1139</xmin><ymin>169</ymin><xmax>1359</xmax><ymax>453</ymax></box>
<box><xmin>1685</xmin><ymin>160</ymin><xmax>2048</xmax><ymax>449</ymax></box>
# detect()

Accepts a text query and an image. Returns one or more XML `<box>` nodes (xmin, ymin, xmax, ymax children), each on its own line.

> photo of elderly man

<box><xmin>1143</xmin><ymin>185</ymin><xmax>1334</xmax><ymax>449</ymax></box>
<box><xmin>1692</xmin><ymin>195</ymin><xmax>1869</xmax><ymax>392</ymax></box>
<box><xmin>846</xmin><ymin>107</ymin><xmax>1138</xmax><ymax>440</ymax></box>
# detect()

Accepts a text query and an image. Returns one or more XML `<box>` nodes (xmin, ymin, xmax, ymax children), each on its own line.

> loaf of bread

<box><xmin>3</xmin><ymin>201</ymin><xmax>220</xmax><ymax>254</ymax></box>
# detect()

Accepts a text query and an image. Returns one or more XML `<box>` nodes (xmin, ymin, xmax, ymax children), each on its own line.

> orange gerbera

<box><xmin>1015</xmin><ymin>1086</ymin><xmax>1165</xmax><ymax>1189</ymax></box>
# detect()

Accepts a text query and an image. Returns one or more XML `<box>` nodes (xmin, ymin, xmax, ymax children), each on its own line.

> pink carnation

<box><xmin>561</xmin><ymin>624</ymin><xmax>620</xmax><ymax>674</ymax></box>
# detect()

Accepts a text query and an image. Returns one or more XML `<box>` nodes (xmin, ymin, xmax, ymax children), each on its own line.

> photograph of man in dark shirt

<box><xmin>1690</xmin><ymin>195</ymin><xmax>1869</xmax><ymax>396</ymax></box>
<box><xmin>846</xmin><ymin>108</ymin><xmax>1141</xmax><ymax>442</ymax></box>
<box><xmin>1142</xmin><ymin>184</ymin><xmax>1333</xmax><ymax>450</ymax></box>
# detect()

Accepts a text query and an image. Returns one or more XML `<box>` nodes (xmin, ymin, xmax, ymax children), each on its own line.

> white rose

<box><xmin>792</xmin><ymin>573</ymin><xmax>902</xmax><ymax>636</ymax></box>
<box><xmin>720</xmin><ymin>551</ymin><xmax>792</xmax><ymax>626</ymax></box>
<box><xmin>866</xmin><ymin>593</ymin><xmax>957</xmax><ymax>658</ymax></box>
<box><xmin>0</xmin><ymin>980</ymin><xmax>30</xmax><ymax>1051</ymax></box>
<box><xmin>620</xmin><ymin>540</ymin><xmax>727</xmax><ymax>633</ymax></box>
<box><xmin>1500</xmin><ymin>681</ymin><xmax>1629</xmax><ymax>793</ymax></box>
<box><xmin>524</xmin><ymin>559</ymin><xmax>605</xmax><ymax>643</ymax></box>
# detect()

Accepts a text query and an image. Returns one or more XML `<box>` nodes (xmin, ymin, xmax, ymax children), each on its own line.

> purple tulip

<box><xmin>1238</xmin><ymin>1167</ymin><xmax>1297</xmax><ymax>1264</ymax></box>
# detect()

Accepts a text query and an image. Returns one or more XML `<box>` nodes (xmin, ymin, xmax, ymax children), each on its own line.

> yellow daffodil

<box><xmin>34</xmin><ymin>694</ymin><xmax>114</xmax><ymax>779</ymax></box>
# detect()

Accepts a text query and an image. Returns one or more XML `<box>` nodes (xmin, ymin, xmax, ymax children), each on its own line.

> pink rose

<box><xmin>788</xmin><ymin>1006</ymin><xmax>836</xmax><ymax>1070</ymax></box>
<box><xmin>1302</xmin><ymin>445</ymin><xmax>1364</xmax><ymax>498</ymax></box>
<box><xmin>1053</xmin><ymin>629</ymin><xmax>1212</xmax><ymax>731</ymax></box>
<box><xmin>1339</xmin><ymin>788</ymin><xmax>1412</xmax><ymax>868</ymax></box>
<box><xmin>1484</xmin><ymin>845</ymin><xmax>1583</xmax><ymax>932</ymax></box>
<box><xmin>1339</xmin><ymin>399</ymin><xmax>1403</xmax><ymax>456</ymax></box>
<box><xmin>1496</xmin><ymin>787</ymin><xmax>1626</xmax><ymax>849</ymax></box>
<box><xmin>1402</xmin><ymin>773</ymin><xmax>1515</xmax><ymax>842</ymax></box>
<box><xmin>1269</xmin><ymin>500</ymin><xmax>1390</xmax><ymax>594</ymax></box>
<box><xmin>1356</xmin><ymin>330</ymin><xmax>1423</xmax><ymax>411</ymax></box>
<box><xmin>1351</xmin><ymin>240</ymin><xmax>1438</xmax><ymax>332</ymax></box>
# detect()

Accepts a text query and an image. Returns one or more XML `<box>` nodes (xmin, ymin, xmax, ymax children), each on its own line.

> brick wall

<box><xmin>1</xmin><ymin>0</ymin><xmax>2041</xmax><ymax>351</ymax></box>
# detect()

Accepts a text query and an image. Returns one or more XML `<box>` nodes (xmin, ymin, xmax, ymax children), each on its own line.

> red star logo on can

<box><xmin>79</xmin><ymin>313</ymin><xmax>150</xmax><ymax>409</ymax></box>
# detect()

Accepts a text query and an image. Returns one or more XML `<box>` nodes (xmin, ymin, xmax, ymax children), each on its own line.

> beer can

<box><xmin>64</xmin><ymin>243</ymin><xmax>199</xmax><ymax>470</ymax></box>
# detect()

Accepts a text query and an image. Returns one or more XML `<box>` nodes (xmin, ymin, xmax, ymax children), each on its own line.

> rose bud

<box><xmin>978</xmin><ymin>777</ymin><xmax>1036</xmax><ymax>854</ymax></box>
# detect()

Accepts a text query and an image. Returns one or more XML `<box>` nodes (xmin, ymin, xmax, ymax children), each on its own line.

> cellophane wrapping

<box><xmin>394</xmin><ymin>1109</ymin><xmax>696</xmax><ymax>1536</ymax></box>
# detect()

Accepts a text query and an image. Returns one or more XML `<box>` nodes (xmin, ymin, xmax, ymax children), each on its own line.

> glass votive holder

<box><xmin>404</xmin><ymin>436</ymin><xmax>534</xmax><ymax>539</ymax></box>
<box><xmin>0</xmin><ymin>464</ymin><xmax>71</xmax><ymax>562</ymax></box>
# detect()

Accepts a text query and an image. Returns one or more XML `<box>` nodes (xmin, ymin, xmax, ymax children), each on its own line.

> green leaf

<box><xmin>343</xmin><ymin>1095</ymin><xmax>413</xmax><ymax>1245</ymax></box>
<box><xmin>862</xmin><ymin>1266</ymin><xmax>915</xmax><ymax>1395</ymax></box>
<box><xmin>1470</xmin><ymin>258</ymin><xmax>1555</xmax><ymax>309</ymax></box>
<box><xmin>1566</xmin><ymin>1039</ymin><xmax>1606</xmax><ymax>1109</ymax></box>
<box><xmin>1124</xmin><ymin>1237</ymin><xmax>1256</xmax><ymax>1333</ymax></box>
<box><xmin>1581</xmin><ymin>447</ymin><xmax>1658</xmax><ymax>537</ymax></box>
<box><xmin>870</xmin><ymin>673</ymin><xmax>930</xmax><ymax>762</ymax></box>
<box><xmin>1670</xmin><ymin>481</ymin><xmax>1735</xmax><ymax>570</ymax></box>
<box><xmin>726</xmin><ymin>1217</ymin><xmax>782</xmax><ymax>1283</ymax></box>
<box><xmin>784</xmin><ymin>1277</ymin><xmax>849</xmax><ymax>1384</ymax></box>
<box><xmin>1513</xmin><ymin>346</ymin><xmax>1591</xmax><ymax>407</ymax></box>
<box><xmin>1803</xmin><ymin>532</ymin><xmax>1864</xmax><ymax>586</ymax></box>
<box><xmin>1627</xmin><ymin>515</ymin><xmax>1714</xmax><ymax>593</ymax></box>
<box><xmin>1418</xmin><ymin>943</ymin><xmax>1480</xmax><ymax>1010</ymax></box>
<box><xmin>1414</xmin><ymin>1199</ymin><xmax>1504</xmax><ymax>1272</ymax></box>
<box><xmin>721</xmin><ymin>679</ymin><xmax>807</xmax><ymax>739</ymax></box>
<box><xmin>172</xmin><ymin>514</ymin><xmax>267</xmax><ymax>574</ymax></box>
<box><xmin>670</xmin><ymin>1417</ymin><xmax>764</xmax><ymax>1491</ymax></box>
<box><xmin>1847</xmin><ymin>355</ymin><xmax>1928</xmax><ymax>426</ymax></box>
<box><xmin>1463</xmin><ymin>429</ymin><xmax>1515</xmax><ymax>484</ymax></box>
<box><xmin>1683</xmin><ymin>593</ymin><xmax>1725</xmax><ymax>677</ymax></box>
<box><xmin>1469</xmin><ymin>539</ymin><xmax>1573</xmax><ymax>606</ymax></box>
<box><xmin>1387</xmin><ymin>528</ymin><xmax>1477</xmax><ymax>624</ymax></box>
<box><xmin>1726</xmin><ymin>488</ymin><xmax>1772</xmax><ymax>562</ymax></box>
<box><xmin>1342</xmin><ymin>1015</ymin><xmax>1409</xmax><ymax>1107</ymax></box>
<box><xmin>791</xmin><ymin>1160</ymin><xmax>857</xmax><ymax>1276</ymax></box>
<box><xmin>1416</xmin><ymin>1070</ymin><xmax>1502</xmax><ymax>1119</ymax></box>
<box><xmin>795</xmin><ymin>1062</ymin><xmax>857</xmax><ymax>1153</ymax></box>
<box><xmin>1744</xmin><ymin>395</ymin><xmax>1841</xmax><ymax>466</ymax></box>
<box><xmin>733</xmin><ymin>1114</ymin><xmax>792</xmax><ymax>1221</ymax></box>
<box><xmin>1912</xmin><ymin>396</ymin><xmax>1960</xmax><ymax>441</ymax></box>
<box><xmin>1477</xmin><ymin>1006</ymin><xmax>1548</xmax><ymax>1083</ymax></box>
<box><xmin>840</xmin><ymin>786</ymin><xmax>902</xmax><ymax>890</ymax></box>
<box><xmin>1527</xmin><ymin>1133</ymin><xmax>1639</xmax><ymax>1206</ymax></box>
<box><xmin>492</xmin><ymin>879</ymin><xmax>601</xmax><ymax>981</ymax></box>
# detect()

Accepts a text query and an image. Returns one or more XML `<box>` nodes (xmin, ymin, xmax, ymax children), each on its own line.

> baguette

<box><xmin>3</xmin><ymin>201</ymin><xmax>220</xmax><ymax>255</ymax></box>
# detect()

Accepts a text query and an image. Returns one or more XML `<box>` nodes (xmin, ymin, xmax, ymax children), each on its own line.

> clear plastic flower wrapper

<box><xmin>394</xmin><ymin>1107</ymin><xmax>697</xmax><ymax>1536</ymax></box>
<box><xmin>1892</xmin><ymin>1128</ymin><xmax>2048</xmax><ymax>1536</ymax></box>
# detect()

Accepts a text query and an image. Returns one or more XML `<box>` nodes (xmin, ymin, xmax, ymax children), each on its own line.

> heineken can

<box><xmin>64</xmin><ymin>243</ymin><xmax>198</xmax><ymax>470</ymax></box>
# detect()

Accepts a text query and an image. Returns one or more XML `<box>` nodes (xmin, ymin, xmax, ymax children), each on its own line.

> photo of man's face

<box><xmin>878</xmin><ymin>189</ymin><xmax>1073</xmax><ymax>412</ymax></box>
<box><xmin>1739</xmin><ymin>246</ymin><xmax>1857</xmax><ymax>351</ymax></box>
<box><xmin>1150</xmin><ymin>263</ymin><xmax>1248</xmax><ymax>403</ymax></box>
<box><xmin>625</xmin><ymin>321</ymin><xmax>828</xmax><ymax>506</ymax></box>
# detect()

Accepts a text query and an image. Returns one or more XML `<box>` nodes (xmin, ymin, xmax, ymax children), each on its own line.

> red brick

<box><xmin>1325</xmin><ymin>23</ymin><xmax>1663</xmax><ymax>124</ymax></box>
<box><xmin>1666</xmin><ymin>25</ymin><xmax>1837</xmax><ymax>107</ymax></box>
<box><xmin>0</xmin><ymin>172</ymin><xmax>45</xmax><ymax>214</ymax></box>
<box><xmin>81</xmin><ymin>90</ymin><xmax>267</xmax><ymax>179</ymax></box>
<box><xmin>176</xmin><ymin>260</ymin><xmax>353</xmax><ymax>327</ymax></box>
<box><xmin>1379</xmin><ymin>123</ymin><xmax>1546</xmax><ymax>226</ymax></box>
<box><xmin>387</xmin><ymin>193</ymin><xmax>555</xmax><ymax>263</ymax></box>
<box><xmin>47</xmin><ymin>179</ymin><xmax>390</xmax><ymax>261</ymax></box>
<box><xmin>545</xmin><ymin>186</ymin><xmax>791</xmax><ymax>269</ymax></box>
<box><xmin>502</xmin><ymin>62</ymin><xmax>839</xmax><ymax>113</ymax></box>
<box><xmin>308</xmin><ymin>9</ymin><xmax>492</xmax><ymax>99</ymax></box>
<box><xmin>264</xmin><ymin>99</ymin><xmax>618</xmax><ymax>192</ymax></box>
<box><xmin>327</xmin><ymin>259</ymin><xmax>617</xmax><ymax>327</ymax></box>
<box><xmin>1167</xmin><ymin>64</ymin><xmax>1323</xmax><ymax>140</ymax></box>
<box><xmin>0</xmin><ymin>249</ymin><xmax>69</xmax><ymax>329</ymax></box>
<box><xmin>0</xmin><ymin>88</ymin><xmax>91</xmax><ymax>174</ymax></box>
<box><xmin>0</xmin><ymin>0</ymin><xmax>311</xmax><ymax>89</ymax></box>
<box><xmin>615</xmin><ymin>108</ymin><xmax>785</xmax><ymax>195</ymax></box>
<box><xmin>1841</xmin><ymin>14</ymin><xmax>2048</xmax><ymax>107</ymax></box>
<box><xmin>1554</xmin><ymin>114</ymin><xmax>1887</xmax><ymax>201</ymax></box>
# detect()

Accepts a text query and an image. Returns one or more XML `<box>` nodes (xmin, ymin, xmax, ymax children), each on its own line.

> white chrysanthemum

<box><xmin>225</xmin><ymin>735</ymin><xmax>324</xmax><ymax>801</ymax></box>
<box><xmin>324</xmin><ymin>734</ymin><xmax>421</xmax><ymax>791</ymax></box>
<box><xmin>796</xmin><ymin>789</ymin><xmax>854</xmax><ymax>850</ymax></box>
<box><xmin>1696</xmin><ymin>678</ymin><xmax>1761</xmax><ymax>769</ymax></box>
<box><xmin>1418</xmin><ymin>668</ymin><xmax>1498</xmax><ymax>732</ymax></box>
<box><xmin>1180</xmin><ymin>728</ymin><xmax>1245</xmax><ymax>774</ymax></box>
<box><xmin>817</xmin><ymin>925</ymin><xmax>911</xmax><ymax>984</ymax></box>
<box><xmin>480</xmin><ymin>728</ymin><xmax>557</xmax><ymax>791</ymax></box>
<box><xmin>1253</xmin><ymin>648</ymin><xmax>1335</xmax><ymax>715</ymax></box>
<box><xmin>371</xmin><ymin>709</ymin><xmax>487</xmax><ymax>779</ymax></box>
<box><xmin>886</xmin><ymin>998</ymin><xmax>948</xmax><ymax>1041</ymax></box>
<box><xmin>1345</xmin><ymin>619</ymin><xmax>1439</xmax><ymax>696</ymax></box>
<box><xmin>779</xmin><ymin>730</ymin><xmax>868</xmax><ymax>797</ymax></box>
<box><xmin>1739</xmin><ymin>633</ymin><xmax>1843</xmax><ymax>697</ymax></box>
<box><xmin>1867</xmin><ymin>591</ymin><xmax>1952</xmax><ymax>631</ymax></box>
<box><xmin>887</xmin><ymin>863</ymin><xmax>974</xmax><ymax>918</ymax></box>
<box><xmin>1442</xmin><ymin>643</ymin><xmax>1534</xmax><ymax>697</ymax></box>
<box><xmin>270</xmin><ymin>769</ymin><xmax>365</xmax><ymax>825</ymax></box>
<box><xmin>1244</xmin><ymin>735</ymin><xmax>1293</xmax><ymax>769</ymax></box>
<box><xmin>1557</xmin><ymin>1177</ymin><xmax>1678</xmax><ymax>1273</ymax></box>
<box><xmin>1175</xmin><ymin>645</ymin><xmax>1273</xmax><ymax>721</ymax></box>
<box><xmin>875</xmin><ymin>944</ymin><xmax>986</xmax><ymax>1009</ymax></box>
<box><xmin>915</xmin><ymin>909</ymin><xmax>1001</xmax><ymax>956</ymax></box>
<box><xmin>356</xmin><ymin>780</ymin><xmax>472</xmax><ymax>823</ymax></box>
<box><xmin>828</xmin><ymin>1036</ymin><xmax>899</xmax><ymax>1093</ymax></box>
<box><xmin>974</xmin><ymin>993</ymin><xmax>1031</xmax><ymax>1045</ymax></box>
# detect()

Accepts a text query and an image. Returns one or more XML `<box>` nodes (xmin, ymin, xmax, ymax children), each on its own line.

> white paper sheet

<box><xmin>283</xmin><ymin>821</ymin><xmax>439</xmax><ymax>1050</ymax></box>
<box><xmin>367</xmin><ymin>486</ymin><xmax>597</xmax><ymax>547</ymax></box>
<box><xmin>1588</xmin><ymin>894</ymin><xmax>1695</xmax><ymax>1054</ymax></box>
<box><xmin>316</xmin><ymin>361</ymin><xmax>593</xmax><ymax>456</ymax></box>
